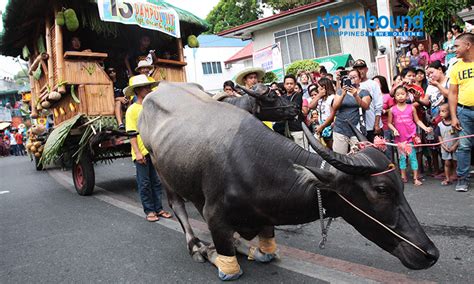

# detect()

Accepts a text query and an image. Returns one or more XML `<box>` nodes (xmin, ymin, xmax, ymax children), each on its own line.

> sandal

<box><xmin>157</xmin><ymin>210</ymin><xmax>172</xmax><ymax>219</ymax></box>
<box><xmin>146</xmin><ymin>213</ymin><xmax>159</xmax><ymax>222</ymax></box>
<box><xmin>401</xmin><ymin>177</ymin><xmax>408</xmax><ymax>183</ymax></box>
<box><xmin>441</xmin><ymin>180</ymin><xmax>451</xmax><ymax>186</ymax></box>
<box><xmin>413</xmin><ymin>179</ymin><xmax>423</xmax><ymax>186</ymax></box>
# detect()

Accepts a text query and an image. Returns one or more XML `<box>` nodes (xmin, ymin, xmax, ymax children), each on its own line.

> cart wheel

<box><xmin>34</xmin><ymin>156</ymin><xmax>43</xmax><ymax>171</ymax></box>
<box><xmin>72</xmin><ymin>154</ymin><xmax>95</xmax><ymax>196</ymax></box>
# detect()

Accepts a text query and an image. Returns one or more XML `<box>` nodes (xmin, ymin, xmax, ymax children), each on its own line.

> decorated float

<box><xmin>0</xmin><ymin>0</ymin><xmax>207</xmax><ymax>194</ymax></box>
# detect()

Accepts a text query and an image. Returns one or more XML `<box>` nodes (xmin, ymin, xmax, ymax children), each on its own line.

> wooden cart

<box><xmin>0</xmin><ymin>0</ymin><xmax>207</xmax><ymax>195</ymax></box>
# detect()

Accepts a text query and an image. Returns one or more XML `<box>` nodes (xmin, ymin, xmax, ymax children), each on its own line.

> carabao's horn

<box><xmin>302</xmin><ymin>123</ymin><xmax>379</xmax><ymax>175</ymax></box>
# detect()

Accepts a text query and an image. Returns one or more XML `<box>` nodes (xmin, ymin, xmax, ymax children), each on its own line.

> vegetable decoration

<box><xmin>187</xmin><ymin>35</ymin><xmax>199</xmax><ymax>48</ymax></box>
<box><xmin>64</xmin><ymin>8</ymin><xmax>79</xmax><ymax>32</ymax></box>
<box><xmin>37</xmin><ymin>35</ymin><xmax>46</xmax><ymax>54</ymax></box>
<box><xmin>22</xmin><ymin>45</ymin><xmax>30</xmax><ymax>60</ymax></box>
<box><xmin>56</xmin><ymin>11</ymin><xmax>65</xmax><ymax>26</ymax></box>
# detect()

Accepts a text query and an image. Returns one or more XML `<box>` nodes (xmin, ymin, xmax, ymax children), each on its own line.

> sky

<box><xmin>0</xmin><ymin>0</ymin><xmax>220</xmax><ymax>78</ymax></box>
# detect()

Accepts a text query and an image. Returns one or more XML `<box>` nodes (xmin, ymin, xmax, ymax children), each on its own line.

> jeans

<box><xmin>456</xmin><ymin>106</ymin><xmax>474</xmax><ymax>179</ymax></box>
<box><xmin>134</xmin><ymin>155</ymin><xmax>163</xmax><ymax>214</ymax></box>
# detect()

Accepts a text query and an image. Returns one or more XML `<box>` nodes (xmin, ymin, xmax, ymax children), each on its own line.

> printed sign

<box><xmin>253</xmin><ymin>43</ymin><xmax>284</xmax><ymax>80</ymax></box>
<box><xmin>97</xmin><ymin>0</ymin><xmax>180</xmax><ymax>38</ymax></box>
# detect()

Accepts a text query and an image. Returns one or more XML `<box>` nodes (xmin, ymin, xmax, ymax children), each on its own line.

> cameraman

<box><xmin>325</xmin><ymin>69</ymin><xmax>372</xmax><ymax>154</ymax></box>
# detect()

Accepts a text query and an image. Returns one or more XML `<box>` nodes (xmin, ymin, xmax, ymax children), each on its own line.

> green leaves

<box><xmin>263</xmin><ymin>71</ymin><xmax>278</xmax><ymax>83</ymax></box>
<box><xmin>206</xmin><ymin>0</ymin><xmax>262</xmax><ymax>34</ymax></box>
<box><xmin>262</xmin><ymin>0</ymin><xmax>314</xmax><ymax>11</ymax></box>
<box><xmin>285</xmin><ymin>60</ymin><xmax>319</xmax><ymax>77</ymax></box>
<box><xmin>408</xmin><ymin>0</ymin><xmax>469</xmax><ymax>37</ymax></box>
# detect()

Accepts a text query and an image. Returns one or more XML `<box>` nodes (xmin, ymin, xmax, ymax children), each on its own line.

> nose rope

<box><xmin>336</xmin><ymin>193</ymin><xmax>428</xmax><ymax>256</ymax></box>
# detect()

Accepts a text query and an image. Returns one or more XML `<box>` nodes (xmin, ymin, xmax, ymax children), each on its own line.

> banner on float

<box><xmin>97</xmin><ymin>0</ymin><xmax>180</xmax><ymax>38</ymax></box>
<box><xmin>253</xmin><ymin>43</ymin><xmax>284</xmax><ymax>80</ymax></box>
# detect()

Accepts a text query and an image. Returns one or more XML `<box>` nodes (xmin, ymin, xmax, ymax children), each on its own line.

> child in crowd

<box><xmin>435</xmin><ymin>104</ymin><xmax>459</xmax><ymax>186</ymax></box>
<box><xmin>311</xmin><ymin>77</ymin><xmax>335</xmax><ymax>149</ymax></box>
<box><xmin>388</xmin><ymin>86</ymin><xmax>433</xmax><ymax>186</ymax></box>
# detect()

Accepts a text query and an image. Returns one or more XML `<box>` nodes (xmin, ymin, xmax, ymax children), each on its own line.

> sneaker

<box><xmin>455</xmin><ymin>179</ymin><xmax>469</xmax><ymax>192</ymax></box>
<box><xmin>118</xmin><ymin>123</ymin><xmax>125</xmax><ymax>130</ymax></box>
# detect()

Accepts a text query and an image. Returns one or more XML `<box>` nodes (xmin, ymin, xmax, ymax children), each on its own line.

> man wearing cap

<box><xmin>353</xmin><ymin>59</ymin><xmax>383</xmax><ymax>142</ymax></box>
<box><xmin>124</xmin><ymin>75</ymin><xmax>172</xmax><ymax>221</ymax></box>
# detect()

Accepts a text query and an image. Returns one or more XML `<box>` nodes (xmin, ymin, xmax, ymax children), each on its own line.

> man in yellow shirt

<box><xmin>448</xmin><ymin>32</ymin><xmax>474</xmax><ymax>192</ymax></box>
<box><xmin>124</xmin><ymin>75</ymin><xmax>172</xmax><ymax>221</ymax></box>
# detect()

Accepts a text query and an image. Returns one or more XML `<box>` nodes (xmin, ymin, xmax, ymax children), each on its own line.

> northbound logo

<box><xmin>316</xmin><ymin>11</ymin><xmax>424</xmax><ymax>37</ymax></box>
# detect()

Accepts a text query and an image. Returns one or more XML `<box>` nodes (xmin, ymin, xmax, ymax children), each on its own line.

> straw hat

<box><xmin>234</xmin><ymin>67</ymin><xmax>265</xmax><ymax>86</ymax></box>
<box><xmin>123</xmin><ymin>74</ymin><xmax>159</xmax><ymax>97</ymax></box>
<box><xmin>135</xmin><ymin>60</ymin><xmax>155</xmax><ymax>73</ymax></box>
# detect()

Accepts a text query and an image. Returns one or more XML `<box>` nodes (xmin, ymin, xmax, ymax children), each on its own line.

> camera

<box><xmin>339</xmin><ymin>70</ymin><xmax>349</xmax><ymax>77</ymax></box>
<box><xmin>342</xmin><ymin>77</ymin><xmax>353</xmax><ymax>88</ymax></box>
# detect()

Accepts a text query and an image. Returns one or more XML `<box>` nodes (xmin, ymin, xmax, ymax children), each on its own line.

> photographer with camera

<box><xmin>324</xmin><ymin>69</ymin><xmax>372</xmax><ymax>154</ymax></box>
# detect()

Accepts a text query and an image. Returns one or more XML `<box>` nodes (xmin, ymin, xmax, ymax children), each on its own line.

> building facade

<box><xmin>184</xmin><ymin>35</ymin><xmax>250</xmax><ymax>93</ymax></box>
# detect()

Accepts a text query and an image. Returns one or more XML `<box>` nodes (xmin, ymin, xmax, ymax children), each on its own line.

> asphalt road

<box><xmin>1</xmin><ymin>155</ymin><xmax>473</xmax><ymax>283</ymax></box>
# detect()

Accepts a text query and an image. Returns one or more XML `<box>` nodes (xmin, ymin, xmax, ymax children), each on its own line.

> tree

<box><xmin>14</xmin><ymin>70</ymin><xmax>29</xmax><ymax>86</ymax></box>
<box><xmin>205</xmin><ymin>0</ymin><xmax>262</xmax><ymax>34</ymax></box>
<box><xmin>408</xmin><ymin>0</ymin><xmax>470</xmax><ymax>42</ymax></box>
<box><xmin>262</xmin><ymin>0</ymin><xmax>315</xmax><ymax>12</ymax></box>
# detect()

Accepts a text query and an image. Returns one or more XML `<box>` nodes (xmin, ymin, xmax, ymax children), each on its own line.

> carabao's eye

<box><xmin>375</xmin><ymin>186</ymin><xmax>388</xmax><ymax>195</ymax></box>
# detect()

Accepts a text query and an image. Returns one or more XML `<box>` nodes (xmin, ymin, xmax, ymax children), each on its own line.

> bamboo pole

<box><xmin>176</xmin><ymin>38</ymin><xmax>186</xmax><ymax>82</ymax></box>
<box><xmin>28</xmin><ymin>54</ymin><xmax>48</xmax><ymax>75</ymax></box>
<box><xmin>54</xmin><ymin>12</ymin><xmax>66</xmax><ymax>94</ymax></box>
<box><xmin>176</xmin><ymin>38</ymin><xmax>184</xmax><ymax>62</ymax></box>
<box><xmin>29</xmin><ymin>75</ymin><xmax>38</xmax><ymax>119</ymax></box>
<box><xmin>45</xmin><ymin>17</ymin><xmax>54</xmax><ymax>90</ymax></box>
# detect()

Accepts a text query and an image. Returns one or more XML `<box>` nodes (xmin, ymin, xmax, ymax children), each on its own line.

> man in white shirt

<box><xmin>352</xmin><ymin>59</ymin><xmax>383</xmax><ymax>142</ymax></box>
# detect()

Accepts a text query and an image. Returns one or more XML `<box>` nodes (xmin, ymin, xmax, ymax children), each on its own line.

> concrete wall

<box><xmin>184</xmin><ymin>46</ymin><xmax>247</xmax><ymax>93</ymax></box>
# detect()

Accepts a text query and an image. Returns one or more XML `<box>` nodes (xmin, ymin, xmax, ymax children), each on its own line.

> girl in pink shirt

<box><xmin>388</xmin><ymin>86</ymin><xmax>433</xmax><ymax>186</ymax></box>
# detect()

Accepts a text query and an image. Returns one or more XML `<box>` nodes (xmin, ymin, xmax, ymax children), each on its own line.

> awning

<box><xmin>268</xmin><ymin>54</ymin><xmax>354</xmax><ymax>81</ymax></box>
<box><xmin>0</xmin><ymin>122</ymin><xmax>11</xmax><ymax>130</ymax></box>
<box><xmin>314</xmin><ymin>54</ymin><xmax>354</xmax><ymax>73</ymax></box>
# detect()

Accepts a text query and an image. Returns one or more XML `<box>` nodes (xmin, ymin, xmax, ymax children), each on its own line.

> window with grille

<box><xmin>274</xmin><ymin>22</ymin><xmax>342</xmax><ymax>65</ymax></box>
<box><xmin>202</xmin><ymin>61</ymin><xmax>223</xmax><ymax>75</ymax></box>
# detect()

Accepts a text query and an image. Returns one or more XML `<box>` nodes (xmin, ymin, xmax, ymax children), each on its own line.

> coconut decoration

<box><xmin>41</xmin><ymin>100</ymin><xmax>51</xmax><ymax>109</ymax></box>
<box><xmin>48</xmin><ymin>91</ymin><xmax>62</xmax><ymax>101</ymax></box>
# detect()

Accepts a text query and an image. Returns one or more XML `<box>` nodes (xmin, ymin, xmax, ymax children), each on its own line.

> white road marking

<box><xmin>0</xmin><ymin>191</ymin><xmax>10</xmax><ymax>194</ymax></box>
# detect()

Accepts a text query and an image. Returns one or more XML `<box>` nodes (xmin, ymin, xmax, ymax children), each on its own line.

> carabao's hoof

<box><xmin>192</xmin><ymin>251</ymin><xmax>206</xmax><ymax>263</ymax></box>
<box><xmin>248</xmin><ymin>246</ymin><xmax>277</xmax><ymax>263</ymax></box>
<box><xmin>218</xmin><ymin>268</ymin><xmax>243</xmax><ymax>281</ymax></box>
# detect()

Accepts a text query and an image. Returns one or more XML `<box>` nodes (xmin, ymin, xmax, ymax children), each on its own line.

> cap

<box><xmin>353</xmin><ymin>59</ymin><xmax>367</xmax><ymax>68</ymax></box>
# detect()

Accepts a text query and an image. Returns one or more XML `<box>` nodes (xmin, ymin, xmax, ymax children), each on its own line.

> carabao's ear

<box><xmin>294</xmin><ymin>164</ymin><xmax>342</xmax><ymax>193</ymax></box>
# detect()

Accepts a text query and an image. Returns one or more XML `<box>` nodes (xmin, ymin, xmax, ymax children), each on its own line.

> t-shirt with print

<box><xmin>425</xmin><ymin>81</ymin><xmax>448</xmax><ymax>117</ymax></box>
<box><xmin>449</xmin><ymin>59</ymin><xmax>474</xmax><ymax>106</ymax></box>
<box><xmin>125</xmin><ymin>103</ymin><xmax>149</xmax><ymax>161</ymax></box>
<box><xmin>435</xmin><ymin>120</ymin><xmax>459</xmax><ymax>155</ymax></box>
